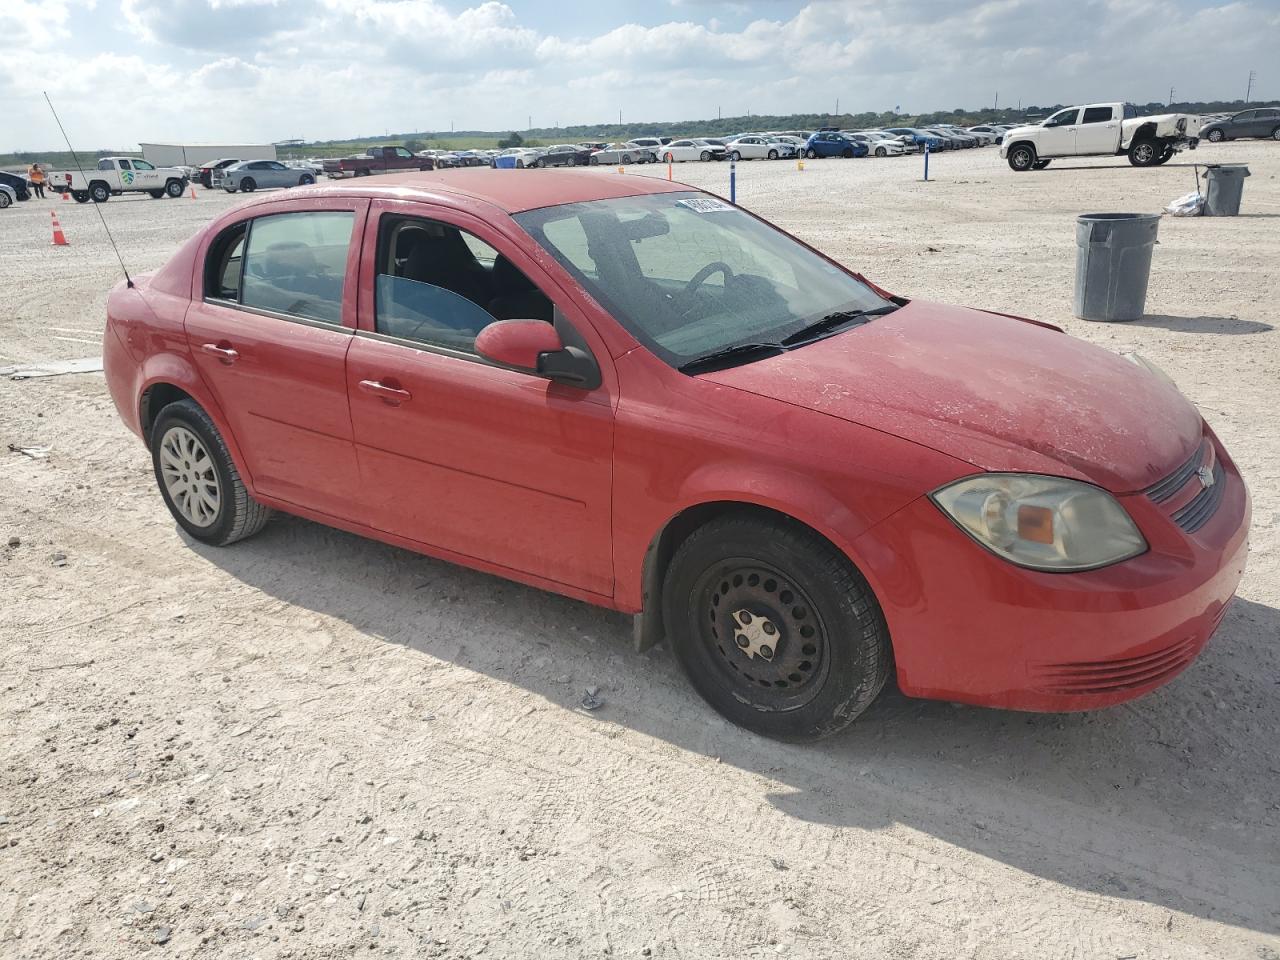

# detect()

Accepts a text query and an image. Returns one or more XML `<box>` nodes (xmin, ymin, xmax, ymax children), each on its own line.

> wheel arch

<box><xmin>1005</xmin><ymin>139</ymin><xmax>1036</xmax><ymax>156</ymax></box>
<box><xmin>137</xmin><ymin>364</ymin><xmax>256</xmax><ymax>490</ymax></box>
<box><xmin>1124</xmin><ymin>122</ymin><xmax>1159</xmax><ymax>147</ymax></box>
<box><xmin>634</xmin><ymin>499</ymin><xmax>865</xmax><ymax>652</ymax></box>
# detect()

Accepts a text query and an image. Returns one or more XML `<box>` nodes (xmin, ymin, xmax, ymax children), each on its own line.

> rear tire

<box><xmin>730</xmin><ymin>150</ymin><xmax>742</xmax><ymax>162</ymax></box>
<box><xmin>621</xmin><ymin>154</ymin><xmax>632</xmax><ymax>164</ymax></box>
<box><xmin>1272</xmin><ymin>126</ymin><xmax>1280</xmax><ymax>141</ymax></box>
<box><xmin>589</xmin><ymin>156</ymin><xmax>600</xmax><ymax>165</ymax></box>
<box><xmin>1155</xmin><ymin>146</ymin><xmax>1175</xmax><ymax>165</ymax></box>
<box><xmin>150</xmin><ymin>400</ymin><xmax>272</xmax><ymax>547</ymax></box>
<box><xmin>663</xmin><ymin>514</ymin><xmax>891</xmax><ymax>741</ymax></box>
<box><xmin>299</xmin><ymin>174</ymin><xmax>315</xmax><ymax>185</ymax></box>
<box><xmin>89</xmin><ymin>182</ymin><xmax>111</xmax><ymax>203</ymax></box>
<box><xmin>73</xmin><ymin>191</ymin><xmax>90</xmax><ymax>203</ymax></box>
<box><xmin>240</xmin><ymin>177</ymin><xmax>257</xmax><ymax>192</ymax></box>
<box><xmin>0</xmin><ymin>193</ymin><xmax>9</xmax><ymax>209</ymax></box>
<box><xmin>148</xmin><ymin>189</ymin><xmax>165</xmax><ymax>199</ymax></box>
<box><xmin>1128</xmin><ymin>138</ymin><xmax>1161</xmax><ymax>167</ymax></box>
<box><xmin>841</xmin><ymin>148</ymin><xmax>853</xmax><ymax>158</ymax></box>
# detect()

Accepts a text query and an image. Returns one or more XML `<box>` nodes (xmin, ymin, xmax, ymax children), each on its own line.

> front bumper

<box><xmin>853</xmin><ymin>431</ymin><xmax>1251</xmax><ymax>711</ymax></box>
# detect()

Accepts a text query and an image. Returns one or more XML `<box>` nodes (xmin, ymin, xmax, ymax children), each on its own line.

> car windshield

<box><xmin>514</xmin><ymin>192</ymin><xmax>894</xmax><ymax>369</ymax></box>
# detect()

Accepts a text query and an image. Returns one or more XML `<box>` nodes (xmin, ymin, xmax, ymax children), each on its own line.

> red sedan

<box><xmin>102</xmin><ymin>170</ymin><xmax>1250</xmax><ymax>740</ymax></box>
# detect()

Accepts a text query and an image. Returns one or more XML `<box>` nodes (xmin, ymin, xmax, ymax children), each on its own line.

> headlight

<box><xmin>931</xmin><ymin>474</ymin><xmax>1147</xmax><ymax>572</ymax></box>
<box><xmin>1122</xmin><ymin>352</ymin><xmax>1179</xmax><ymax>390</ymax></box>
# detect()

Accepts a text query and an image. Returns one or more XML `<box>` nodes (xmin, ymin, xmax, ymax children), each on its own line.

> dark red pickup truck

<box><xmin>322</xmin><ymin>146</ymin><xmax>435</xmax><ymax>179</ymax></box>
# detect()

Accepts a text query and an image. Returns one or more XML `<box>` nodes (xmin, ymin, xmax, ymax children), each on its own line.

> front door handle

<box><xmin>358</xmin><ymin>379</ymin><xmax>412</xmax><ymax>404</ymax></box>
<box><xmin>201</xmin><ymin>342</ymin><xmax>239</xmax><ymax>364</ymax></box>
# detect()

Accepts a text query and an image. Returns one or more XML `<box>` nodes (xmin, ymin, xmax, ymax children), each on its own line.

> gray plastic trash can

<box><xmin>1073</xmin><ymin>213</ymin><xmax>1160</xmax><ymax>322</ymax></box>
<box><xmin>1202</xmin><ymin>164</ymin><xmax>1250</xmax><ymax>216</ymax></box>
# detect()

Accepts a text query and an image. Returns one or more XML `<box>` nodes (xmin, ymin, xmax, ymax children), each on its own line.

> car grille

<box><xmin>1143</xmin><ymin>439</ymin><xmax>1225</xmax><ymax>533</ymax></box>
<box><xmin>1029</xmin><ymin>635</ymin><xmax>1198</xmax><ymax>695</ymax></box>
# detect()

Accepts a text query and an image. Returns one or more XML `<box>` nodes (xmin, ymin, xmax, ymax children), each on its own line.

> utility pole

<box><xmin>528</xmin><ymin>115</ymin><xmax>531</xmax><ymax>130</ymax></box>
<box><xmin>1168</xmin><ymin>86</ymin><xmax>1174</xmax><ymax>106</ymax></box>
<box><xmin>1246</xmin><ymin>70</ymin><xmax>1256</xmax><ymax>103</ymax></box>
<box><xmin>835</xmin><ymin>96</ymin><xmax>839</xmax><ymax>115</ymax></box>
<box><xmin>618</xmin><ymin>109</ymin><xmax>622</xmax><ymax>126</ymax></box>
<box><xmin>994</xmin><ymin>91</ymin><xmax>998</xmax><ymax>111</ymax></box>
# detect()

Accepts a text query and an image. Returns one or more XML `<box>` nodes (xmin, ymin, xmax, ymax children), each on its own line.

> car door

<box><xmin>1075</xmin><ymin>105</ymin><xmax>1119</xmax><ymax>154</ymax></box>
<box><xmin>1254</xmin><ymin>109</ymin><xmax>1280</xmax><ymax>138</ymax></box>
<box><xmin>344</xmin><ymin>200</ymin><xmax>615</xmax><ymax>596</ymax></box>
<box><xmin>129</xmin><ymin>160</ymin><xmax>164</xmax><ymax>191</ymax></box>
<box><xmin>1038</xmin><ymin>108</ymin><xmax>1080</xmax><ymax>156</ymax></box>
<box><xmin>1229</xmin><ymin>110</ymin><xmax>1255</xmax><ymax>138</ymax></box>
<box><xmin>259</xmin><ymin>161</ymin><xmax>288</xmax><ymax>188</ymax></box>
<box><xmin>184</xmin><ymin>197</ymin><xmax>370</xmax><ymax>520</ymax></box>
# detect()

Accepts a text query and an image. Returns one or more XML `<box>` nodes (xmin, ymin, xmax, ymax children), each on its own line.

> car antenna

<box><xmin>43</xmin><ymin>91</ymin><xmax>133</xmax><ymax>288</ymax></box>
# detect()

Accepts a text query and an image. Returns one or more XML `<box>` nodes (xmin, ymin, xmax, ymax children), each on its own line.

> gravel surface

<box><xmin>2</xmin><ymin>143</ymin><xmax>1278</xmax><ymax>959</ymax></box>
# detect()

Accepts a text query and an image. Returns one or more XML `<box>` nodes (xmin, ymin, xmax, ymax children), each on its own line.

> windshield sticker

<box><xmin>676</xmin><ymin>198</ymin><xmax>734</xmax><ymax>214</ymax></box>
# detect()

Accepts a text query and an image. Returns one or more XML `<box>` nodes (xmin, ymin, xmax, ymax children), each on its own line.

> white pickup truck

<box><xmin>49</xmin><ymin>157</ymin><xmax>190</xmax><ymax>203</ymax></box>
<box><xmin>1001</xmin><ymin>103</ymin><xmax>1201</xmax><ymax>171</ymax></box>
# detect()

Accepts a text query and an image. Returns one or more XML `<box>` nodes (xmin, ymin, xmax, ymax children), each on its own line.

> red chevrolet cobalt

<box><xmin>103</xmin><ymin>170</ymin><xmax>1250</xmax><ymax>740</ymax></box>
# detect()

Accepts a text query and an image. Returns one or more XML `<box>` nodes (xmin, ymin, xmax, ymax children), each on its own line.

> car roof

<box><xmin>295</xmin><ymin>168</ymin><xmax>692</xmax><ymax>214</ymax></box>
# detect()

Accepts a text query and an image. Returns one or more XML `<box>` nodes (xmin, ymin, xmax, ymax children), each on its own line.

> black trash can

<box><xmin>1202</xmin><ymin>164</ymin><xmax>1250</xmax><ymax>216</ymax></box>
<box><xmin>1073</xmin><ymin>213</ymin><xmax>1160</xmax><ymax>322</ymax></box>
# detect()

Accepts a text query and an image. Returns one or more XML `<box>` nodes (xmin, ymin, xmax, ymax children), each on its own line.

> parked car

<box><xmin>628</xmin><ymin>137</ymin><xmax>670</xmax><ymax>159</ymax></box>
<box><xmin>214</xmin><ymin>159</ymin><xmax>317</xmax><ymax>193</ymax></box>
<box><xmin>842</xmin><ymin>132</ymin><xmax>906</xmax><ymax>157</ymax></box>
<box><xmin>491</xmin><ymin>147</ymin><xmax>545</xmax><ymax>169</ymax></box>
<box><xmin>884</xmin><ymin>127</ymin><xmax>945</xmax><ymax>151</ymax></box>
<box><xmin>766</xmin><ymin>136</ymin><xmax>804</xmax><ymax>157</ymax></box>
<box><xmin>661</xmin><ymin>139</ymin><xmax>727</xmax><ymax>162</ymax></box>
<box><xmin>0</xmin><ymin>170</ymin><xmax>31</xmax><ymax>202</ymax></box>
<box><xmin>803</xmin><ymin>132</ymin><xmax>868</xmax><ymax>159</ymax></box>
<box><xmin>535</xmin><ymin>145</ymin><xmax>592</xmax><ymax>167</ymax></box>
<box><xmin>1200</xmin><ymin>107</ymin><xmax>1280</xmax><ymax>142</ymax></box>
<box><xmin>49</xmin><ymin>157</ymin><xmax>189</xmax><ymax>203</ymax></box>
<box><xmin>1002</xmin><ymin>102</ymin><xmax>1202</xmax><ymax>170</ymax></box>
<box><xmin>323</xmin><ymin>146</ymin><xmax>435</xmax><ymax>179</ymax></box>
<box><xmin>587</xmin><ymin>143</ymin><xmax>651</xmax><ymax>165</ymax></box>
<box><xmin>967</xmin><ymin>125</ymin><xmax>1006</xmax><ymax>144</ymax></box>
<box><xmin>102</xmin><ymin>168</ymin><xmax>1251</xmax><ymax>741</ymax></box>
<box><xmin>197</xmin><ymin>158</ymin><xmax>241</xmax><ymax>189</ymax></box>
<box><xmin>725</xmin><ymin>135</ymin><xmax>787</xmax><ymax>160</ymax></box>
<box><xmin>860</xmin><ymin>131</ymin><xmax>920</xmax><ymax>153</ymax></box>
<box><xmin>923</xmin><ymin>127</ymin><xmax>974</xmax><ymax>149</ymax></box>
<box><xmin>0</xmin><ymin>181</ymin><xmax>16</xmax><ymax>209</ymax></box>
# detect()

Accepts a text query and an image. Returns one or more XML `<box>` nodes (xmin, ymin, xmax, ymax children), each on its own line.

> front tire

<box><xmin>165</xmin><ymin>179</ymin><xmax>184</xmax><ymax>198</ymax></box>
<box><xmin>767</xmin><ymin>149</ymin><xmax>778</xmax><ymax>160</ymax></box>
<box><xmin>1206</xmin><ymin>129</ymin><xmax>1225</xmax><ymax>143</ymax></box>
<box><xmin>150</xmin><ymin>400</ymin><xmax>272</xmax><ymax>547</ymax></box>
<box><xmin>299</xmin><ymin>174</ymin><xmax>315</xmax><ymax>185</ymax></box>
<box><xmin>662</xmin><ymin>514</ymin><xmax>891</xmax><ymax>741</ymax></box>
<box><xmin>1006</xmin><ymin>144</ymin><xmax>1035</xmax><ymax>171</ymax></box>
<box><xmin>589</xmin><ymin>156</ymin><xmax>600</xmax><ymax>165</ymax></box>
<box><xmin>1032</xmin><ymin>158</ymin><xmax>1052</xmax><ymax>169</ymax></box>
<box><xmin>1272</xmin><ymin>126</ymin><xmax>1280</xmax><ymax>141</ymax></box>
<box><xmin>730</xmin><ymin>150</ymin><xmax>742</xmax><ymax>162</ymax></box>
<box><xmin>700</xmin><ymin>151</ymin><xmax>711</xmax><ymax>161</ymax></box>
<box><xmin>805</xmin><ymin>148</ymin><xmax>818</xmax><ymax>159</ymax></box>
<box><xmin>1128</xmin><ymin>138</ymin><xmax>1161</xmax><ymax>167</ymax></box>
<box><xmin>875</xmin><ymin>147</ymin><xmax>887</xmax><ymax>157</ymax></box>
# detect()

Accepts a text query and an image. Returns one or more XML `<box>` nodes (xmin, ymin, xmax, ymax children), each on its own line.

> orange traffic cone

<box><xmin>61</xmin><ymin>189</ymin><xmax>69</xmax><ymax>201</ymax></box>
<box><xmin>190</xmin><ymin>185</ymin><xmax>197</xmax><ymax>199</ymax></box>
<box><xmin>50</xmin><ymin>210</ymin><xmax>69</xmax><ymax>246</ymax></box>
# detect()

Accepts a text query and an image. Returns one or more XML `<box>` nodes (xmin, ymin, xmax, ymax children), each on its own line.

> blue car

<box><xmin>803</xmin><ymin>132</ymin><xmax>869</xmax><ymax>159</ymax></box>
<box><xmin>884</xmin><ymin>127</ymin><xmax>945</xmax><ymax>151</ymax></box>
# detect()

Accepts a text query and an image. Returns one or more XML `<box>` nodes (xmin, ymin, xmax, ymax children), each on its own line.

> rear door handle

<box><xmin>201</xmin><ymin>342</ymin><xmax>239</xmax><ymax>363</ymax></box>
<box><xmin>358</xmin><ymin>379</ymin><xmax>412</xmax><ymax>404</ymax></box>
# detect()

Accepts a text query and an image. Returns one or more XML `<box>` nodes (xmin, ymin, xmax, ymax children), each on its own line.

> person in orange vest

<box><xmin>28</xmin><ymin>162</ymin><xmax>47</xmax><ymax>199</ymax></box>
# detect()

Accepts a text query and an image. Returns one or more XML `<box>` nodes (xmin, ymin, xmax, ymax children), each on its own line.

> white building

<box><xmin>139</xmin><ymin>143</ymin><xmax>278</xmax><ymax>167</ymax></box>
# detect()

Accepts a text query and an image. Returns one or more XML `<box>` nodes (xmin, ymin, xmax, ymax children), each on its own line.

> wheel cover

<box><xmin>696</xmin><ymin>561</ymin><xmax>830</xmax><ymax>710</ymax></box>
<box><xmin>159</xmin><ymin>426</ymin><xmax>220</xmax><ymax>528</ymax></box>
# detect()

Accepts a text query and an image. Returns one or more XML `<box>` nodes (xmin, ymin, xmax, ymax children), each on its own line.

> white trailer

<box><xmin>139</xmin><ymin>143</ymin><xmax>278</xmax><ymax>167</ymax></box>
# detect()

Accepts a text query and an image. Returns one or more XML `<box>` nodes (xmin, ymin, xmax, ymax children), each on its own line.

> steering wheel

<box><xmin>683</xmin><ymin>261</ymin><xmax>734</xmax><ymax>298</ymax></box>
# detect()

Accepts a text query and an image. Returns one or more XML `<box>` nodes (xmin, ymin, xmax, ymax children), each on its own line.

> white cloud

<box><xmin>6</xmin><ymin>0</ymin><xmax>1279</xmax><ymax>151</ymax></box>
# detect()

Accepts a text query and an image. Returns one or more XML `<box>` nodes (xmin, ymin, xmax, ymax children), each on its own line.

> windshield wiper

<box><xmin>780</xmin><ymin>304</ymin><xmax>899</xmax><ymax>347</ymax></box>
<box><xmin>677</xmin><ymin>342</ymin><xmax>785</xmax><ymax>374</ymax></box>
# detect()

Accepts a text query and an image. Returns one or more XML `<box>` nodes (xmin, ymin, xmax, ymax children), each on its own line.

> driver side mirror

<box><xmin>475</xmin><ymin>319</ymin><xmax>600</xmax><ymax>390</ymax></box>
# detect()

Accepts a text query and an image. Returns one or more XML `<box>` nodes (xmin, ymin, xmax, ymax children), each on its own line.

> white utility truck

<box><xmin>1001</xmin><ymin>103</ymin><xmax>1201</xmax><ymax>170</ymax></box>
<box><xmin>49</xmin><ymin>157</ymin><xmax>190</xmax><ymax>203</ymax></box>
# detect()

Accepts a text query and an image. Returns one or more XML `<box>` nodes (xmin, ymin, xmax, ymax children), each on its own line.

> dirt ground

<box><xmin>2</xmin><ymin>143</ymin><xmax>1278</xmax><ymax>960</ymax></box>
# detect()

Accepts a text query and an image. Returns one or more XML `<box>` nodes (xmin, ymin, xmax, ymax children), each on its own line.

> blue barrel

<box><xmin>494</xmin><ymin>156</ymin><xmax>517</xmax><ymax>169</ymax></box>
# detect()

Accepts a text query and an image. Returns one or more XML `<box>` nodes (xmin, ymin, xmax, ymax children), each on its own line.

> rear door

<box><xmin>1075</xmin><ymin>105</ymin><xmax>1119</xmax><ymax>154</ymax></box>
<box><xmin>1254</xmin><ymin>109</ymin><xmax>1280</xmax><ymax>138</ymax></box>
<box><xmin>344</xmin><ymin>200</ymin><xmax>616</xmax><ymax>596</ymax></box>
<box><xmin>184</xmin><ymin>197</ymin><xmax>370</xmax><ymax>520</ymax></box>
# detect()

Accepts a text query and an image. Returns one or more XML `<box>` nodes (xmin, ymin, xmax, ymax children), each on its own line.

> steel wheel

<box><xmin>158</xmin><ymin>425</ymin><xmax>220</xmax><ymax>528</ymax></box>
<box><xmin>697</xmin><ymin>561</ymin><xmax>830</xmax><ymax>709</ymax></box>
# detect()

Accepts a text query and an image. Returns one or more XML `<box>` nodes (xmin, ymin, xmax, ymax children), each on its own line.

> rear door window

<box><xmin>1082</xmin><ymin>106</ymin><xmax>1114</xmax><ymax>123</ymax></box>
<box><xmin>239</xmin><ymin>211</ymin><xmax>355</xmax><ymax>324</ymax></box>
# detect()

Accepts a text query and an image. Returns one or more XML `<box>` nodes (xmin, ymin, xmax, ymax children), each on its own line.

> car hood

<box><xmin>702</xmin><ymin>300</ymin><xmax>1202</xmax><ymax>493</ymax></box>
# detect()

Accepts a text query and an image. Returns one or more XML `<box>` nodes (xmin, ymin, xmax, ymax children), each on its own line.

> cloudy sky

<box><xmin>5</xmin><ymin>0</ymin><xmax>1277</xmax><ymax>151</ymax></box>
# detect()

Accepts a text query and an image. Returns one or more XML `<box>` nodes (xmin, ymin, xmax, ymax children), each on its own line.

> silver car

<box><xmin>215</xmin><ymin>160</ymin><xmax>317</xmax><ymax>193</ymax></box>
<box><xmin>588</xmin><ymin>142</ymin><xmax>655</xmax><ymax>165</ymax></box>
